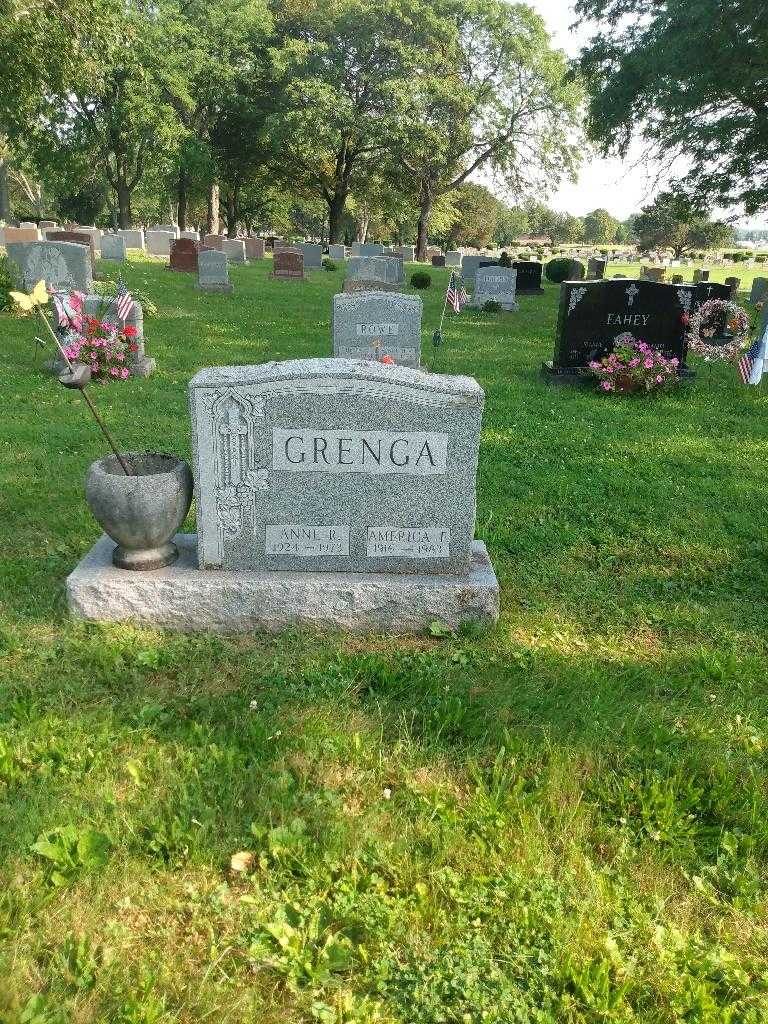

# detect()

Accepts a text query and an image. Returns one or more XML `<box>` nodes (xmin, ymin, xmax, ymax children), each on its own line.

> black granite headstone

<box><xmin>512</xmin><ymin>261</ymin><xmax>544</xmax><ymax>293</ymax></box>
<box><xmin>587</xmin><ymin>257</ymin><xmax>607</xmax><ymax>279</ymax></box>
<box><xmin>544</xmin><ymin>278</ymin><xmax>694</xmax><ymax>376</ymax></box>
<box><xmin>432</xmin><ymin>255</ymin><xmax>446</xmax><ymax>267</ymax></box>
<box><xmin>694</xmin><ymin>282</ymin><xmax>730</xmax><ymax>307</ymax></box>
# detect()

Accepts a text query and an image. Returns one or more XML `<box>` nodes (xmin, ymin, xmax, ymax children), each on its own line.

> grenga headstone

<box><xmin>189</xmin><ymin>357</ymin><xmax>484</xmax><ymax>576</ymax></box>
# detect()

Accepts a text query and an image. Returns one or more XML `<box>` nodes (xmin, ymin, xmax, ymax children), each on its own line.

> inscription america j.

<box><xmin>273</xmin><ymin>429</ymin><xmax>448</xmax><ymax>475</ymax></box>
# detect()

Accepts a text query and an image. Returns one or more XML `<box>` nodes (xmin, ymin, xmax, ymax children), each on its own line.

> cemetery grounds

<box><xmin>1</xmin><ymin>255</ymin><xmax>767</xmax><ymax>1022</ymax></box>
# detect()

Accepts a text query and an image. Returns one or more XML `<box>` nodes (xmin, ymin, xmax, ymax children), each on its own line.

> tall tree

<box><xmin>270</xmin><ymin>0</ymin><xmax>431</xmax><ymax>242</ymax></box>
<box><xmin>575</xmin><ymin>0</ymin><xmax>768</xmax><ymax>215</ymax></box>
<box><xmin>583</xmin><ymin>207</ymin><xmax>618</xmax><ymax>244</ymax></box>
<box><xmin>398</xmin><ymin>0</ymin><xmax>581</xmax><ymax>259</ymax></box>
<box><xmin>633</xmin><ymin>192</ymin><xmax>734</xmax><ymax>258</ymax></box>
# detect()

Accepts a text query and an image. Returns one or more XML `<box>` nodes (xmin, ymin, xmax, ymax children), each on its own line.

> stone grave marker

<box><xmin>39</xmin><ymin>220</ymin><xmax>57</xmax><ymax>231</ymax></box>
<box><xmin>170</xmin><ymin>237</ymin><xmax>200</xmax><ymax>273</ymax></box>
<box><xmin>725</xmin><ymin>276</ymin><xmax>741</xmax><ymax>298</ymax></box>
<box><xmin>67</xmin><ymin>358</ymin><xmax>499</xmax><ymax>633</ymax></box>
<box><xmin>6</xmin><ymin>239</ymin><xmax>93</xmax><ymax>293</ymax></box>
<box><xmin>400</xmin><ymin>245</ymin><xmax>415</xmax><ymax>261</ymax></box>
<box><xmin>245</xmin><ymin>238</ymin><xmax>265</xmax><ymax>260</ymax></box>
<box><xmin>672</xmin><ymin>273</ymin><xmax>684</xmax><ymax>284</ymax></box>
<box><xmin>332</xmin><ymin>291</ymin><xmax>422</xmax><ymax>367</ymax></box>
<box><xmin>198</xmin><ymin>248</ymin><xmax>233</xmax><ymax>292</ymax></box>
<box><xmin>47</xmin><ymin>230</ymin><xmax>96</xmax><ymax>266</ymax></box>
<box><xmin>222</xmin><ymin>238</ymin><xmax>247</xmax><ymax>264</ymax></box>
<box><xmin>432</xmin><ymin>255</ymin><xmax>446</xmax><ymax>267</ymax></box>
<box><xmin>203</xmin><ymin>234</ymin><xmax>225</xmax><ymax>251</ymax></box>
<box><xmin>587</xmin><ymin>257</ymin><xmax>607</xmax><ymax>279</ymax></box>
<box><xmin>641</xmin><ymin>266</ymin><xmax>667</xmax><ymax>283</ymax></box>
<box><xmin>271</xmin><ymin>251</ymin><xmax>305</xmax><ymax>280</ymax></box>
<box><xmin>118</xmin><ymin>229</ymin><xmax>145</xmax><ymax>250</ymax></box>
<box><xmin>100</xmin><ymin>234</ymin><xmax>127</xmax><ymax>261</ymax></box>
<box><xmin>3</xmin><ymin>226</ymin><xmax>41</xmax><ymax>244</ymax></box>
<box><xmin>693</xmin><ymin>268</ymin><xmax>710</xmax><ymax>283</ymax></box>
<box><xmin>544</xmin><ymin>278</ymin><xmax>694</xmax><ymax>377</ymax></box>
<box><xmin>461</xmin><ymin>255</ymin><xmax>493</xmax><ymax>285</ymax></box>
<box><xmin>695</xmin><ymin>281</ymin><xmax>731</xmax><ymax>306</ymax></box>
<box><xmin>353</xmin><ymin>242</ymin><xmax>384</xmax><ymax>257</ymax></box>
<box><xmin>750</xmin><ymin>277</ymin><xmax>768</xmax><ymax>304</ymax></box>
<box><xmin>180</xmin><ymin>230</ymin><xmax>200</xmax><ymax>241</ymax></box>
<box><xmin>188</xmin><ymin>357</ymin><xmax>486</xmax><ymax>578</ymax></box>
<box><xmin>154</xmin><ymin>223</ymin><xmax>179</xmax><ymax>236</ymax></box>
<box><xmin>146</xmin><ymin>230</ymin><xmax>175</xmax><ymax>257</ymax></box>
<box><xmin>513</xmin><ymin>261</ymin><xmax>544</xmax><ymax>294</ymax></box>
<box><xmin>445</xmin><ymin>251</ymin><xmax>462</xmax><ymax>268</ymax></box>
<box><xmin>328</xmin><ymin>243</ymin><xmax>346</xmax><ymax>261</ymax></box>
<box><xmin>301</xmin><ymin>243</ymin><xmax>323</xmax><ymax>269</ymax></box>
<box><xmin>471</xmin><ymin>266</ymin><xmax>518</xmax><ymax>310</ymax></box>
<box><xmin>344</xmin><ymin>256</ymin><xmax>403</xmax><ymax>292</ymax></box>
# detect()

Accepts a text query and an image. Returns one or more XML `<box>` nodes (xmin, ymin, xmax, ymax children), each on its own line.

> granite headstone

<box><xmin>472</xmin><ymin>267</ymin><xmax>518</xmax><ymax>310</ymax></box>
<box><xmin>332</xmin><ymin>291</ymin><xmax>422</xmax><ymax>367</ymax></box>
<box><xmin>6</xmin><ymin>239</ymin><xmax>93</xmax><ymax>293</ymax></box>
<box><xmin>198</xmin><ymin>249</ymin><xmax>233</xmax><ymax>292</ymax></box>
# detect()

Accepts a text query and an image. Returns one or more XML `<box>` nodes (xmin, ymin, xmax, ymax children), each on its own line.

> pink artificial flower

<box><xmin>120</xmin><ymin>367</ymin><xmax>130</xmax><ymax>379</ymax></box>
<box><xmin>600</xmin><ymin>380</ymin><xmax>614</xmax><ymax>391</ymax></box>
<box><xmin>643</xmin><ymin>358</ymin><xmax>654</xmax><ymax>369</ymax></box>
<box><xmin>604</xmin><ymin>365</ymin><xmax>614</xmax><ymax>373</ymax></box>
<box><xmin>115</xmin><ymin>351</ymin><xmax>125</xmax><ymax>361</ymax></box>
<box><xmin>91</xmin><ymin>363</ymin><xmax>98</xmax><ymax>373</ymax></box>
<box><xmin>629</xmin><ymin>358</ymin><xmax>640</xmax><ymax>367</ymax></box>
<box><xmin>89</xmin><ymin>351</ymin><xmax>98</xmax><ymax>360</ymax></box>
<box><xmin>671</xmin><ymin>358</ymin><xmax>679</xmax><ymax>366</ymax></box>
<box><xmin>109</xmin><ymin>366</ymin><xmax>119</xmax><ymax>376</ymax></box>
<box><xmin>588</xmin><ymin>360</ymin><xmax>601</xmax><ymax>370</ymax></box>
<box><xmin>656</xmin><ymin>375</ymin><xmax>664</xmax><ymax>383</ymax></box>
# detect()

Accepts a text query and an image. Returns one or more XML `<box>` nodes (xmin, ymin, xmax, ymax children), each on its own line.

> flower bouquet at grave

<box><xmin>687</xmin><ymin>299</ymin><xmax>749</xmax><ymax>362</ymax></box>
<box><xmin>60</xmin><ymin>305</ymin><xmax>136</xmax><ymax>382</ymax></box>
<box><xmin>588</xmin><ymin>334</ymin><xmax>679</xmax><ymax>394</ymax></box>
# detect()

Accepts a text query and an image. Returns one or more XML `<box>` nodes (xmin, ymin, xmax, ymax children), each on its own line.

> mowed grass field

<box><xmin>1</xmin><ymin>254</ymin><xmax>768</xmax><ymax>1023</ymax></box>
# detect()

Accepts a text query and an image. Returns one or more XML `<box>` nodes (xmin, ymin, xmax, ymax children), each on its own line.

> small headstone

<box><xmin>19</xmin><ymin>221</ymin><xmax>36</xmax><ymax>229</ymax></box>
<box><xmin>271</xmin><ymin>251</ymin><xmax>305</xmax><ymax>280</ymax></box>
<box><xmin>154</xmin><ymin>223</ymin><xmax>179</xmax><ymax>236</ymax></box>
<box><xmin>750</xmin><ymin>277</ymin><xmax>768</xmax><ymax>304</ymax></box>
<box><xmin>725</xmin><ymin>276</ymin><xmax>741</xmax><ymax>298</ymax></box>
<box><xmin>671</xmin><ymin>273</ymin><xmax>684</xmax><ymax>284</ymax></box>
<box><xmin>344</xmin><ymin>256</ymin><xmax>403</xmax><ymax>292</ymax></box>
<box><xmin>39</xmin><ymin>220</ymin><xmax>58</xmax><ymax>231</ymax></box>
<box><xmin>472</xmin><ymin>267</ymin><xmax>518</xmax><ymax>310</ymax></box>
<box><xmin>641</xmin><ymin>266</ymin><xmax>667</xmax><ymax>283</ymax></box>
<box><xmin>357</xmin><ymin>242</ymin><xmax>385</xmax><ymax>257</ymax></box>
<box><xmin>425</xmin><ymin>247</ymin><xmax>442</xmax><ymax>262</ymax></box>
<box><xmin>244</xmin><ymin>238</ymin><xmax>265</xmax><ymax>260</ymax></box>
<box><xmin>6</xmin><ymin>239</ymin><xmax>93</xmax><ymax>293</ymax></box>
<box><xmin>400</xmin><ymin>245</ymin><xmax>415</xmax><ymax>262</ymax></box>
<box><xmin>693</xmin><ymin>268</ymin><xmax>710</xmax><ymax>283</ymax></box>
<box><xmin>512</xmin><ymin>261</ymin><xmax>544</xmax><ymax>294</ymax></box>
<box><xmin>222</xmin><ymin>238</ymin><xmax>247</xmax><ymax>264</ymax></box>
<box><xmin>587</xmin><ymin>257</ymin><xmax>607</xmax><ymax>280</ymax></box>
<box><xmin>118</xmin><ymin>229</ymin><xmax>145</xmax><ymax>250</ymax></box>
<box><xmin>203</xmin><ymin>234</ymin><xmax>225</xmax><ymax>251</ymax></box>
<box><xmin>332</xmin><ymin>291</ymin><xmax>422</xmax><ymax>367</ymax></box>
<box><xmin>461</xmin><ymin>255</ymin><xmax>492</xmax><ymax>285</ymax></box>
<box><xmin>146</xmin><ymin>230</ymin><xmax>175</xmax><ymax>257</ymax></box>
<box><xmin>328</xmin><ymin>243</ymin><xmax>346</xmax><ymax>261</ymax></box>
<box><xmin>445</xmin><ymin>251</ymin><xmax>462</xmax><ymax>268</ymax></box>
<box><xmin>544</xmin><ymin>278</ymin><xmax>693</xmax><ymax>376</ymax></box>
<box><xmin>47</xmin><ymin>230</ymin><xmax>96</xmax><ymax>266</ymax></box>
<box><xmin>3</xmin><ymin>226</ymin><xmax>41</xmax><ymax>244</ymax></box>
<box><xmin>100</xmin><ymin>235</ymin><xmax>127</xmax><ymax>261</ymax></box>
<box><xmin>180</xmin><ymin>230</ymin><xmax>200</xmax><ymax>241</ymax></box>
<box><xmin>198</xmin><ymin>249</ymin><xmax>233</xmax><ymax>292</ymax></box>
<box><xmin>301</xmin><ymin>243</ymin><xmax>323</xmax><ymax>269</ymax></box>
<box><xmin>188</xmin><ymin>357</ymin><xmax>484</xmax><ymax>577</ymax></box>
<box><xmin>432</xmin><ymin>255</ymin><xmax>446</xmax><ymax>267</ymax></box>
<box><xmin>170</xmin><ymin>238</ymin><xmax>200</xmax><ymax>273</ymax></box>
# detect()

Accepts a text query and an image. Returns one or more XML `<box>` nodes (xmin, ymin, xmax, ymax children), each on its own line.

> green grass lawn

<box><xmin>1</xmin><ymin>254</ymin><xmax>768</xmax><ymax>1023</ymax></box>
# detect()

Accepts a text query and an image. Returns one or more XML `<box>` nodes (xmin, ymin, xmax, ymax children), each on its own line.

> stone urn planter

<box><xmin>85</xmin><ymin>452</ymin><xmax>193</xmax><ymax>570</ymax></box>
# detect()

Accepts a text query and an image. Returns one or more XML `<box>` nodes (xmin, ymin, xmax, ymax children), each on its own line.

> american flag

<box><xmin>52</xmin><ymin>291</ymin><xmax>84</xmax><ymax>328</ymax></box>
<box><xmin>738</xmin><ymin>324</ymin><xmax>768</xmax><ymax>385</ymax></box>
<box><xmin>446</xmin><ymin>273</ymin><xmax>461</xmax><ymax>314</ymax></box>
<box><xmin>459</xmin><ymin>278</ymin><xmax>469</xmax><ymax>307</ymax></box>
<box><xmin>115</xmin><ymin>280</ymin><xmax>134</xmax><ymax>323</ymax></box>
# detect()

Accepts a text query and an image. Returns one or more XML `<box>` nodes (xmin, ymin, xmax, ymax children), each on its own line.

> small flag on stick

<box><xmin>446</xmin><ymin>272</ymin><xmax>461</xmax><ymax>314</ymax></box>
<box><xmin>115</xmin><ymin>279</ymin><xmax>134</xmax><ymax>323</ymax></box>
<box><xmin>738</xmin><ymin>321</ymin><xmax>768</xmax><ymax>385</ymax></box>
<box><xmin>459</xmin><ymin>278</ymin><xmax>469</xmax><ymax>307</ymax></box>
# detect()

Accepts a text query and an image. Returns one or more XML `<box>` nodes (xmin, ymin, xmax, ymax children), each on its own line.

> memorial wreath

<box><xmin>686</xmin><ymin>299</ymin><xmax>749</xmax><ymax>362</ymax></box>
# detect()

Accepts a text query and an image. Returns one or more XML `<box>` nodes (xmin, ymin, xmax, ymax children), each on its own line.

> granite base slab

<box><xmin>67</xmin><ymin>534</ymin><xmax>500</xmax><ymax>634</ymax></box>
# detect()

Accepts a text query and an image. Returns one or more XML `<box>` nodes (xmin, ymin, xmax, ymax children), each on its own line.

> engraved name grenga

<box><xmin>272</xmin><ymin>429</ymin><xmax>448</xmax><ymax>475</ymax></box>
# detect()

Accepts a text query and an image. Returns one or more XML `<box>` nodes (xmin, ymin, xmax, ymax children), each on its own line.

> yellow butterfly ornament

<box><xmin>10</xmin><ymin>279</ymin><xmax>49</xmax><ymax>313</ymax></box>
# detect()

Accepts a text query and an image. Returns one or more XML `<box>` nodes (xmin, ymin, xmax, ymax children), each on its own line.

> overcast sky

<box><xmin>518</xmin><ymin>0</ymin><xmax>765</xmax><ymax>228</ymax></box>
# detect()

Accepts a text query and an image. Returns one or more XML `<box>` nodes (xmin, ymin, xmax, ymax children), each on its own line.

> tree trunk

<box><xmin>416</xmin><ymin>190</ymin><xmax>433</xmax><ymax>261</ymax></box>
<box><xmin>0</xmin><ymin>153</ymin><xmax>9</xmax><ymax>223</ymax></box>
<box><xmin>116</xmin><ymin>178</ymin><xmax>132</xmax><ymax>228</ymax></box>
<box><xmin>225</xmin><ymin>190</ymin><xmax>237</xmax><ymax>237</ymax></box>
<box><xmin>177</xmin><ymin>169</ymin><xmax>188</xmax><ymax>231</ymax></box>
<box><xmin>207</xmin><ymin>182</ymin><xmax>220</xmax><ymax>234</ymax></box>
<box><xmin>327</xmin><ymin>188</ymin><xmax>348</xmax><ymax>244</ymax></box>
